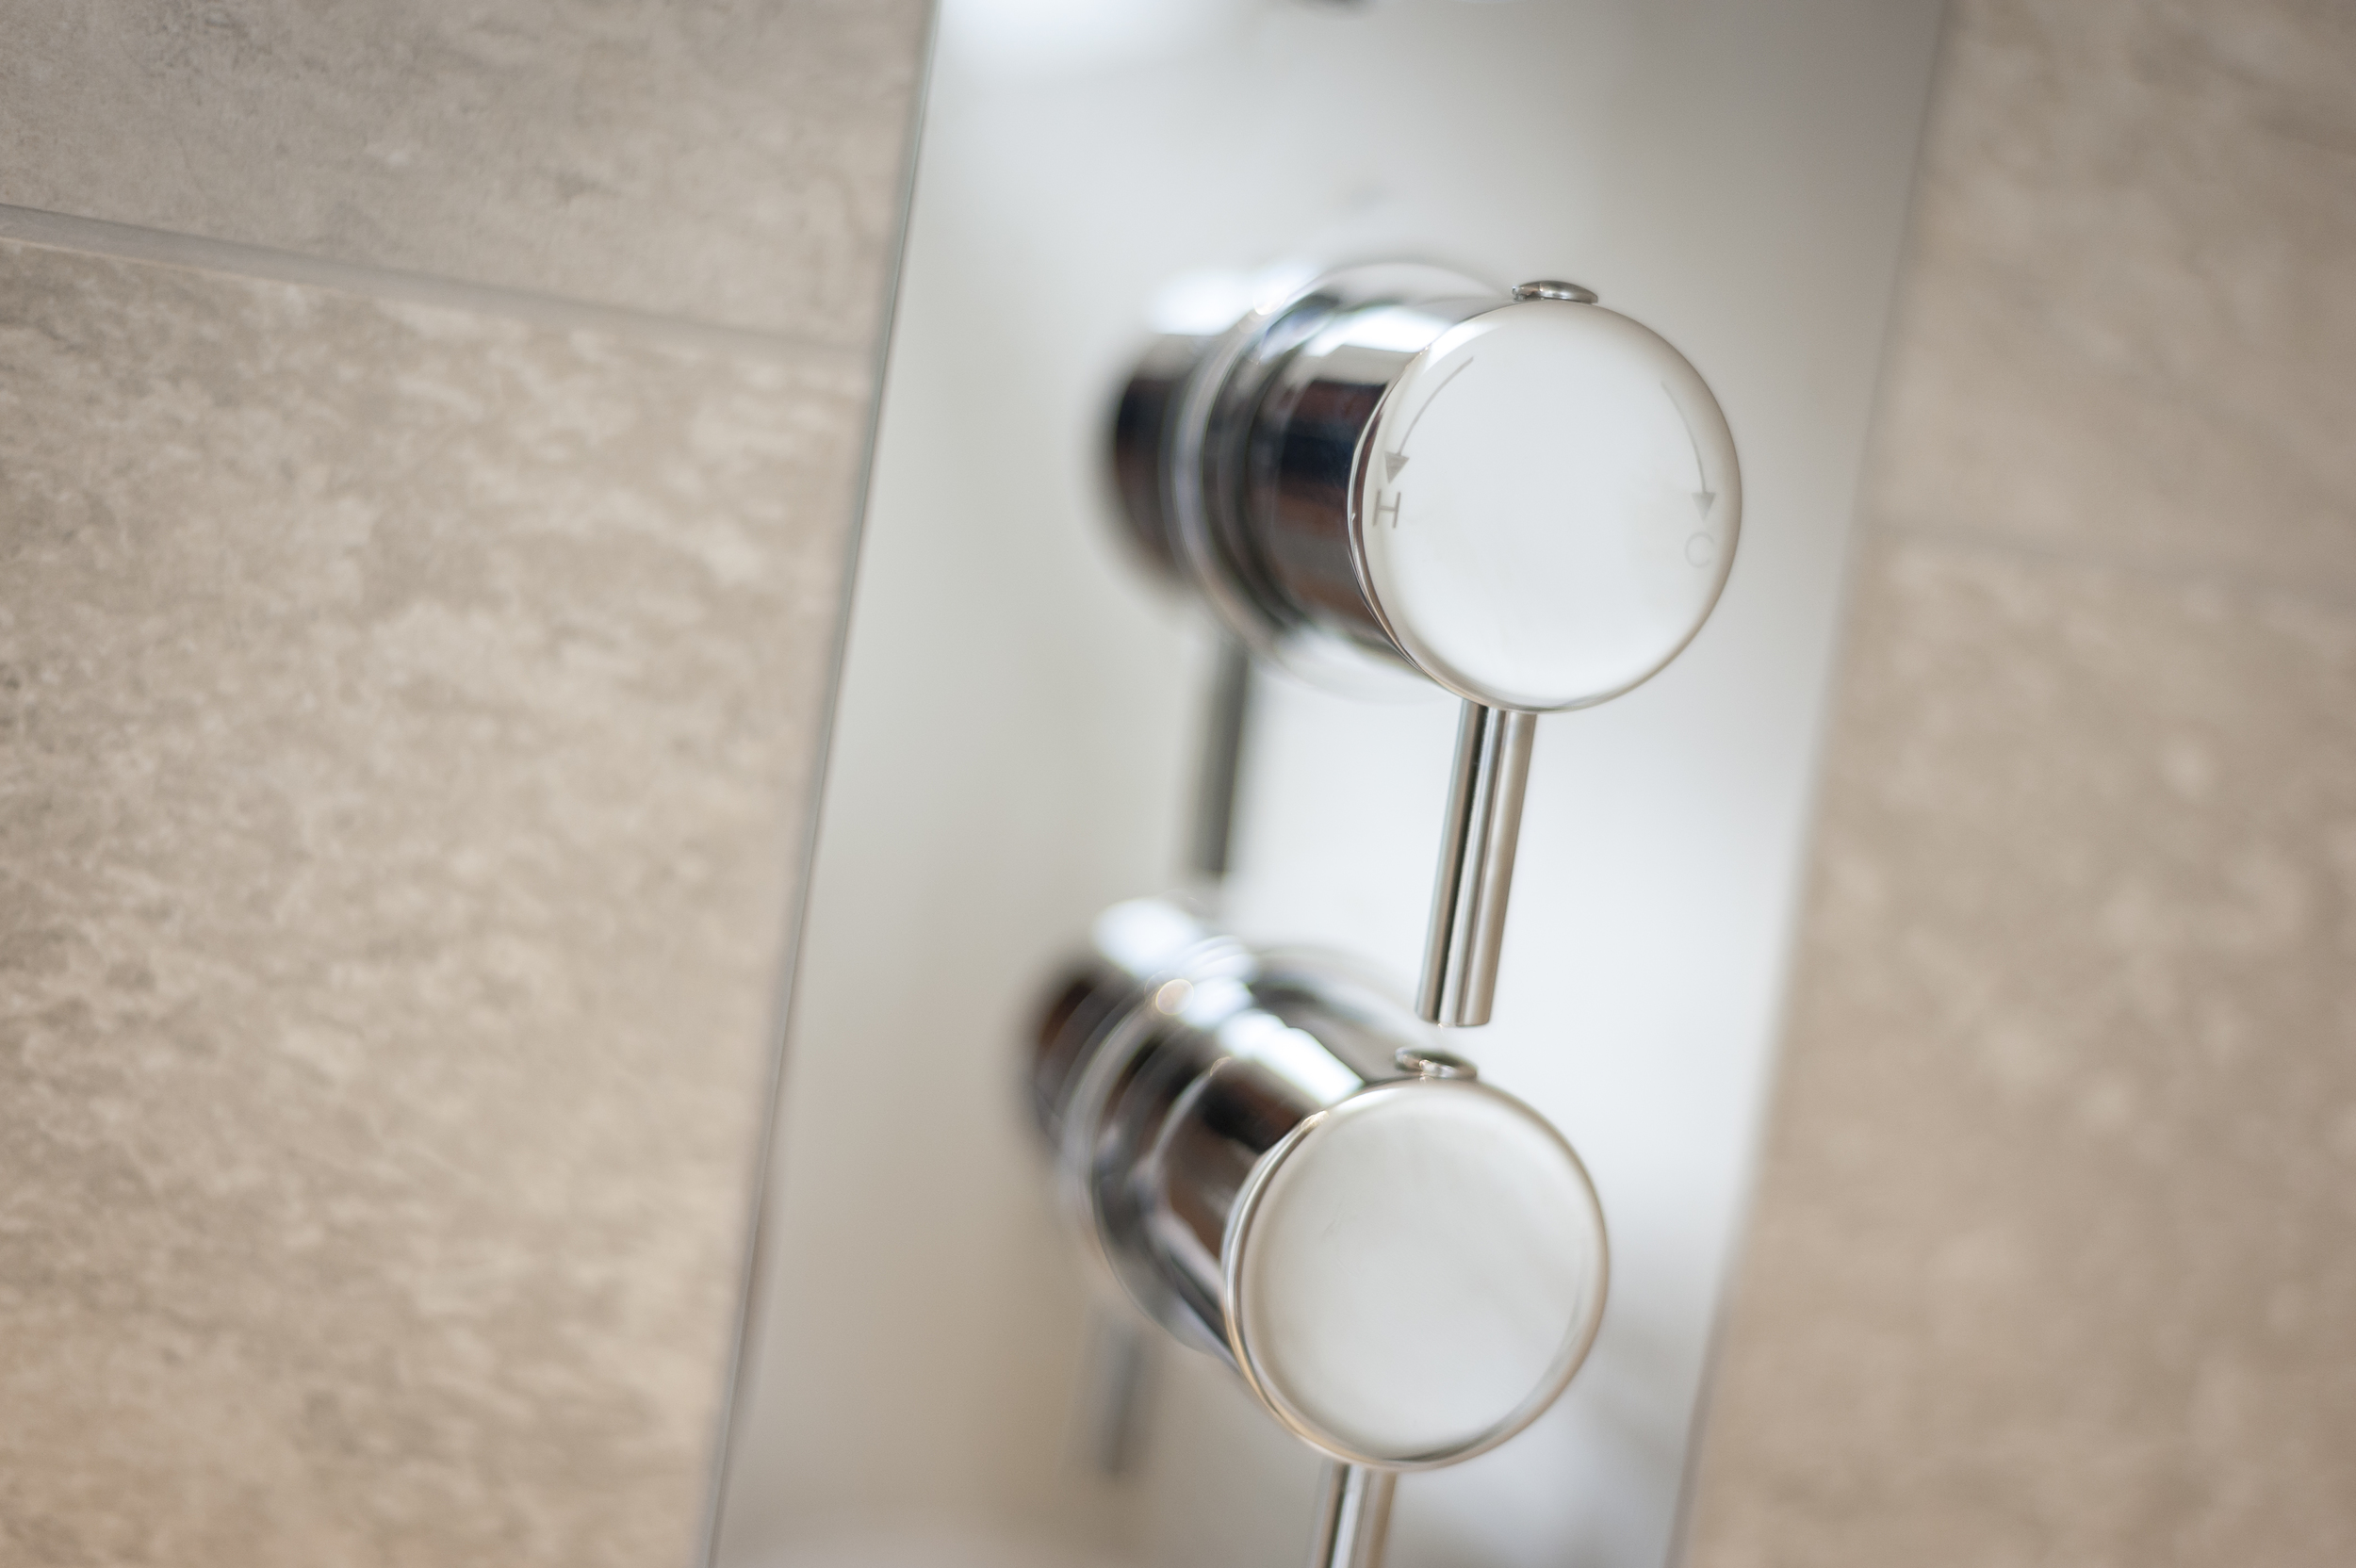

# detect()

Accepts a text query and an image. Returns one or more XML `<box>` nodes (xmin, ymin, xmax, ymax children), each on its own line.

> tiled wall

<box><xmin>1689</xmin><ymin>2</ymin><xmax>2356</xmax><ymax>1563</ymax></box>
<box><xmin>11</xmin><ymin>3</ymin><xmax>2346</xmax><ymax>1563</ymax></box>
<box><xmin>0</xmin><ymin>7</ymin><xmax>928</xmax><ymax>1566</ymax></box>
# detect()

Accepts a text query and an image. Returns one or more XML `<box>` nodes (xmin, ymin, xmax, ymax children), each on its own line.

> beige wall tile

<box><xmin>0</xmin><ymin>0</ymin><xmax>929</xmax><ymax>344</ymax></box>
<box><xmin>1690</xmin><ymin>0</ymin><xmax>2356</xmax><ymax>1560</ymax></box>
<box><xmin>1869</xmin><ymin>0</ymin><xmax>2356</xmax><ymax>598</ymax></box>
<box><xmin>0</xmin><ymin>238</ymin><xmax>865</xmax><ymax>1566</ymax></box>
<box><xmin>1686</xmin><ymin>539</ymin><xmax>2356</xmax><ymax>1567</ymax></box>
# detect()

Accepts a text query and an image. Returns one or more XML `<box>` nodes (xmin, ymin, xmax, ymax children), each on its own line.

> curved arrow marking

<box><xmin>1662</xmin><ymin>381</ymin><xmax>1716</xmax><ymax>518</ymax></box>
<box><xmin>1383</xmin><ymin>355</ymin><xmax>1476</xmax><ymax>482</ymax></box>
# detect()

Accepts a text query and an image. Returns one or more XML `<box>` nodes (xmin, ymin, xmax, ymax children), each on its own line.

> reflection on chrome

<box><xmin>1104</xmin><ymin>264</ymin><xmax>1742</xmax><ymax>1028</ymax></box>
<box><xmin>1029</xmin><ymin>896</ymin><xmax>1611</xmax><ymax>1566</ymax></box>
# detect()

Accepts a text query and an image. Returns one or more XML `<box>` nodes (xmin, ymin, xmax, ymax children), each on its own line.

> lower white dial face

<box><xmin>1353</xmin><ymin>301</ymin><xmax>1740</xmax><ymax>712</ymax></box>
<box><xmin>1225</xmin><ymin>1082</ymin><xmax>1608</xmax><ymax>1467</ymax></box>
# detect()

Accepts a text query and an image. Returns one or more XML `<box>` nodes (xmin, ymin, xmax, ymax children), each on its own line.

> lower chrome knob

<box><xmin>1030</xmin><ymin>897</ymin><xmax>1610</xmax><ymax>1471</ymax></box>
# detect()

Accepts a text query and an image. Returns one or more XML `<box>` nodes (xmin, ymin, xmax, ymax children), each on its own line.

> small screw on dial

<box><xmin>1511</xmin><ymin>280</ymin><xmax>1598</xmax><ymax>303</ymax></box>
<box><xmin>1395</xmin><ymin>1046</ymin><xmax>1480</xmax><ymax>1081</ymax></box>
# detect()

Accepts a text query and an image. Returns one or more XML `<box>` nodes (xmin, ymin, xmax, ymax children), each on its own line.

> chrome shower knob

<box><xmin>1107</xmin><ymin>266</ymin><xmax>1742</xmax><ymax>1025</ymax></box>
<box><xmin>1031</xmin><ymin>898</ymin><xmax>1610</xmax><ymax>1470</ymax></box>
<box><xmin>1110</xmin><ymin>264</ymin><xmax>1740</xmax><ymax>709</ymax></box>
<box><xmin>1225</xmin><ymin>1067</ymin><xmax>1609</xmax><ymax>1465</ymax></box>
<box><xmin>1350</xmin><ymin>285</ymin><xmax>1739</xmax><ymax>711</ymax></box>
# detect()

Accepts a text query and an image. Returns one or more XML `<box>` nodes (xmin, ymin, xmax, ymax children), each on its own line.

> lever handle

<box><xmin>1188</xmin><ymin>637</ymin><xmax>1255</xmax><ymax>881</ymax></box>
<box><xmin>1309</xmin><ymin>1462</ymin><xmax>1396</xmax><ymax>1568</ymax></box>
<box><xmin>1420</xmin><ymin>701</ymin><xmax>1535</xmax><ymax>1028</ymax></box>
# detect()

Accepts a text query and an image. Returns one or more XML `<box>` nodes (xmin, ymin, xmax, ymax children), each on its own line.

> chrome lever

<box><xmin>1309</xmin><ymin>1462</ymin><xmax>1396</xmax><ymax>1568</ymax></box>
<box><xmin>1107</xmin><ymin>265</ymin><xmax>1742</xmax><ymax>1026</ymax></box>
<box><xmin>1188</xmin><ymin>636</ymin><xmax>1255</xmax><ymax>883</ymax></box>
<box><xmin>1420</xmin><ymin>701</ymin><xmax>1535</xmax><ymax>1027</ymax></box>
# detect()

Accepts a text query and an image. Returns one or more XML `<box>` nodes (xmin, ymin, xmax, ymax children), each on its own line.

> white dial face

<box><xmin>1225</xmin><ymin>1082</ymin><xmax>1608</xmax><ymax>1467</ymax></box>
<box><xmin>1353</xmin><ymin>301</ymin><xmax>1740</xmax><ymax>711</ymax></box>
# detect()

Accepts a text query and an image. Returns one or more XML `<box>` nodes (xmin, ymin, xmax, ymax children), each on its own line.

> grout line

<box><xmin>0</xmin><ymin>202</ymin><xmax>864</xmax><ymax>367</ymax></box>
<box><xmin>1873</xmin><ymin>512</ymin><xmax>2356</xmax><ymax>620</ymax></box>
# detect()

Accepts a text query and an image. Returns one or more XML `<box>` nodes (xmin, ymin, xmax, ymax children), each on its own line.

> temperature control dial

<box><xmin>1112</xmin><ymin>265</ymin><xmax>1740</xmax><ymax>709</ymax></box>
<box><xmin>1031</xmin><ymin>897</ymin><xmax>1609</xmax><ymax>1468</ymax></box>
<box><xmin>1352</xmin><ymin>286</ymin><xmax>1737</xmax><ymax>711</ymax></box>
<box><xmin>1108</xmin><ymin>266</ymin><xmax>1742</xmax><ymax>1027</ymax></box>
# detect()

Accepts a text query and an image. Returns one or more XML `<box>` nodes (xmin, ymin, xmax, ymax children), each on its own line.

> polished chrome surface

<box><xmin>1108</xmin><ymin>331</ymin><xmax>1215</xmax><ymax>582</ymax></box>
<box><xmin>1031</xmin><ymin>897</ymin><xmax>1423</xmax><ymax>1358</ymax></box>
<box><xmin>1392</xmin><ymin>1045</ymin><xmax>1478</xmax><ymax>1080</ymax></box>
<box><xmin>1223</xmin><ymin>1076</ymin><xmax>1607</xmax><ymax>1467</ymax></box>
<box><xmin>1107</xmin><ymin>265</ymin><xmax>1742</xmax><ymax>1025</ymax></box>
<box><xmin>1077</xmin><ymin>1311</ymin><xmax>1154</xmax><ymax>1478</ymax></box>
<box><xmin>1113</xmin><ymin>264</ymin><xmax>1492</xmax><ymax>692</ymax></box>
<box><xmin>1510</xmin><ymin>279</ymin><xmax>1599</xmax><ymax>303</ymax></box>
<box><xmin>1351</xmin><ymin>296</ymin><xmax>1741</xmax><ymax>711</ymax></box>
<box><xmin>1418</xmin><ymin>701</ymin><xmax>1536</xmax><ymax>1027</ymax></box>
<box><xmin>1031</xmin><ymin>898</ymin><xmax>1610</xmax><ymax>1469</ymax></box>
<box><xmin>1188</xmin><ymin>637</ymin><xmax>1255</xmax><ymax>880</ymax></box>
<box><xmin>1309</xmin><ymin>1463</ymin><xmax>1396</xmax><ymax>1568</ymax></box>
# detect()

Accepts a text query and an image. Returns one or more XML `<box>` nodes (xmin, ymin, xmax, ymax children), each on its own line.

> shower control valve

<box><xmin>1109</xmin><ymin>264</ymin><xmax>1742</xmax><ymax>1025</ymax></box>
<box><xmin>1031</xmin><ymin>897</ymin><xmax>1611</xmax><ymax>1568</ymax></box>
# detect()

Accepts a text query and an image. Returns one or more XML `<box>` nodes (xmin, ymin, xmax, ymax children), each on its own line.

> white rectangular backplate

<box><xmin>713</xmin><ymin>3</ymin><xmax>1942</xmax><ymax>1565</ymax></box>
